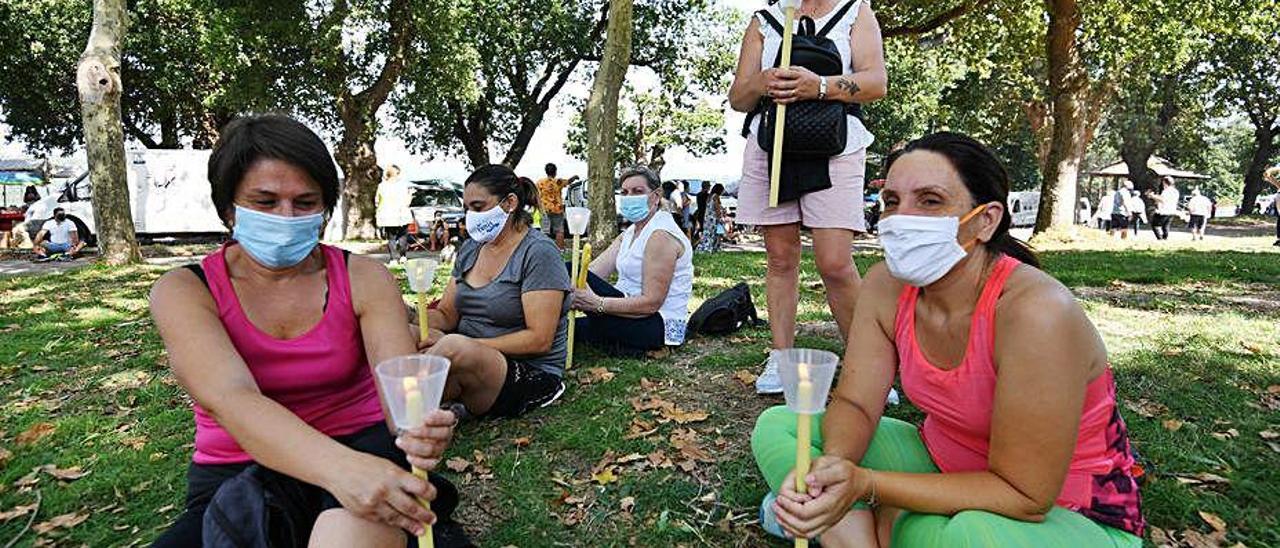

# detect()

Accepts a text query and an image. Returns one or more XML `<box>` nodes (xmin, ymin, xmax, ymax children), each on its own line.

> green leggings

<box><xmin>751</xmin><ymin>406</ymin><xmax>1142</xmax><ymax>548</ymax></box>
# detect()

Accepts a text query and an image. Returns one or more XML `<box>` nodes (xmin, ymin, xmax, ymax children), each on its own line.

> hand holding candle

<box><xmin>376</xmin><ymin>356</ymin><xmax>451</xmax><ymax>548</ymax></box>
<box><xmin>775</xmin><ymin>348</ymin><xmax>839</xmax><ymax>547</ymax></box>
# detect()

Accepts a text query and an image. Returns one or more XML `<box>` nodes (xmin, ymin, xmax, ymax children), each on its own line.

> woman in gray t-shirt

<box><xmin>417</xmin><ymin>165</ymin><xmax>572</xmax><ymax>418</ymax></box>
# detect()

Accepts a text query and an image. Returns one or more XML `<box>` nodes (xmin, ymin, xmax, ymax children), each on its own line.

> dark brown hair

<box><xmin>207</xmin><ymin>114</ymin><xmax>340</xmax><ymax>224</ymax></box>
<box><xmin>466</xmin><ymin>165</ymin><xmax>539</xmax><ymax>226</ymax></box>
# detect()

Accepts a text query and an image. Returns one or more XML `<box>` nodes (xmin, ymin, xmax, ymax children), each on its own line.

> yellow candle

<box><xmin>417</xmin><ymin>292</ymin><xmax>429</xmax><ymax>345</ymax></box>
<box><xmin>566</xmin><ymin>234</ymin><xmax>582</xmax><ymax>370</ymax></box>
<box><xmin>578</xmin><ymin>243</ymin><xmax>592</xmax><ymax>288</ymax></box>
<box><xmin>795</xmin><ymin>362</ymin><xmax>812</xmax><ymax>548</ymax></box>
<box><xmin>769</xmin><ymin>4</ymin><xmax>798</xmax><ymax>208</ymax></box>
<box><xmin>401</xmin><ymin>377</ymin><xmax>434</xmax><ymax>548</ymax></box>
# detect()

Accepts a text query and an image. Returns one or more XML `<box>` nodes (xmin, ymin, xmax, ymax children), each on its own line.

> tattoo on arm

<box><xmin>836</xmin><ymin>77</ymin><xmax>860</xmax><ymax>96</ymax></box>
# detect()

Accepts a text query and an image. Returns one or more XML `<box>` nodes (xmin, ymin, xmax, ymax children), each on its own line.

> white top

<box><xmin>1156</xmin><ymin>187</ymin><xmax>1180</xmax><ymax>216</ymax></box>
<box><xmin>749</xmin><ymin>0</ymin><xmax>875</xmax><ymax>155</ymax></box>
<box><xmin>40</xmin><ymin>219</ymin><xmax>75</xmax><ymax>245</ymax></box>
<box><xmin>375</xmin><ymin>178</ymin><xmax>413</xmax><ymax>227</ymax></box>
<box><xmin>1187</xmin><ymin>195</ymin><xmax>1212</xmax><ymax>217</ymax></box>
<box><xmin>615</xmin><ymin>211</ymin><xmax>694</xmax><ymax>345</ymax></box>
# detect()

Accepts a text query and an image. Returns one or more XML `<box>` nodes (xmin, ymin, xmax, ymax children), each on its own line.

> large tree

<box><xmin>583</xmin><ymin>0</ymin><xmax>633</xmax><ymax>245</ymax></box>
<box><xmin>77</xmin><ymin>0</ymin><xmax>142</xmax><ymax>265</ymax></box>
<box><xmin>208</xmin><ymin>0</ymin><xmax>438</xmax><ymax>239</ymax></box>
<box><xmin>1207</xmin><ymin>2</ymin><xmax>1280</xmax><ymax>212</ymax></box>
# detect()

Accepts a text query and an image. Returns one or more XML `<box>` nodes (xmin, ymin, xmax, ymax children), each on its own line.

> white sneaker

<box><xmin>887</xmin><ymin>387</ymin><xmax>900</xmax><ymax>405</ymax></box>
<box><xmin>755</xmin><ymin>353</ymin><xmax>783</xmax><ymax>395</ymax></box>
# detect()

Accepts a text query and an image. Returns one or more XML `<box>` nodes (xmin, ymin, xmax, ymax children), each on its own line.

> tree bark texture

<box><xmin>584</xmin><ymin>0</ymin><xmax>633</xmax><ymax>246</ymax></box>
<box><xmin>1034</xmin><ymin>0</ymin><xmax>1088</xmax><ymax>233</ymax></box>
<box><xmin>77</xmin><ymin>0</ymin><xmax>142</xmax><ymax>265</ymax></box>
<box><xmin>333</xmin><ymin>0</ymin><xmax>415</xmax><ymax>240</ymax></box>
<box><xmin>1241</xmin><ymin>122</ymin><xmax>1277</xmax><ymax>214</ymax></box>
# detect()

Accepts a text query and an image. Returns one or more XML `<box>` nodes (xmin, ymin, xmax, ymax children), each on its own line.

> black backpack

<box><xmin>688</xmin><ymin>283</ymin><xmax>765</xmax><ymax>336</ymax></box>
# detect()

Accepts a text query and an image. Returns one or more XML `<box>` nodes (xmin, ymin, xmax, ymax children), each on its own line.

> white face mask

<box><xmin>465</xmin><ymin>197</ymin><xmax>512</xmax><ymax>243</ymax></box>
<box><xmin>878</xmin><ymin>205</ymin><xmax>987</xmax><ymax>287</ymax></box>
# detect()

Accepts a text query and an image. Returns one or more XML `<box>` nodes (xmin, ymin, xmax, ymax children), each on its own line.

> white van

<box><xmin>24</xmin><ymin>149</ymin><xmax>227</xmax><ymax>244</ymax></box>
<box><xmin>1007</xmin><ymin>191</ymin><xmax>1040</xmax><ymax>227</ymax></box>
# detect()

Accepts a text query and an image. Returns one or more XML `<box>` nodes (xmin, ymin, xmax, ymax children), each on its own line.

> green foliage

<box><xmin>0</xmin><ymin>0</ymin><xmax>223</xmax><ymax>151</ymax></box>
<box><xmin>562</xmin><ymin>3</ymin><xmax>740</xmax><ymax>174</ymax></box>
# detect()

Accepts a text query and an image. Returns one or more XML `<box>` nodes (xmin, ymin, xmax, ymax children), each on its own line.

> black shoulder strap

<box><xmin>817</xmin><ymin>0</ymin><xmax>860</xmax><ymax>38</ymax></box>
<box><xmin>341</xmin><ymin>249</ymin><xmax>351</xmax><ymax>265</ymax></box>
<box><xmin>183</xmin><ymin>263</ymin><xmax>210</xmax><ymax>290</ymax></box>
<box><xmin>755</xmin><ymin>9</ymin><xmax>785</xmax><ymax>36</ymax></box>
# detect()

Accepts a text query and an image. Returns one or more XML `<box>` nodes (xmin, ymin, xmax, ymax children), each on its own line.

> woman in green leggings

<box><xmin>752</xmin><ymin>133</ymin><xmax>1145</xmax><ymax>547</ymax></box>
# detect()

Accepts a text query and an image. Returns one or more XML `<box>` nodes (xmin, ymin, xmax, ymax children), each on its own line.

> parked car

<box><xmin>407</xmin><ymin>179</ymin><xmax>464</xmax><ymax>237</ymax></box>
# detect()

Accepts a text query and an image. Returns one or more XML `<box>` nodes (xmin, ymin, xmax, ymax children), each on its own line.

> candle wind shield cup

<box><xmin>565</xmin><ymin>207</ymin><xmax>591</xmax><ymax>236</ymax></box>
<box><xmin>407</xmin><ymin>258</ymin><xmax>439</xmax><ymax>293</ymax></box>
<box><xmin>776</xmin><ymin>348</ymin><xmax>839</xmax><ymax>415</ymax></box>
<box><xmin>374</xmin><ymin>354</ymin><xmax>451</xmax><ymax>431</ymax></box>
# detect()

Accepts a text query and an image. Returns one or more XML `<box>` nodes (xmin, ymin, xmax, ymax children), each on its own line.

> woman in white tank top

<box><xmin>728</xmin><ymin>0</ymin><xmax>886</xmax><ymax>394</ymax></box>
<box><xmin>569</xmin><ymin>166</ymin><xmax>695</xmax><ymax>355</ymax></box>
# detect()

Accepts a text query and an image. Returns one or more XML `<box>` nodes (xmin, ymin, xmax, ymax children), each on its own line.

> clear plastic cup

<box><xmin>406</xmin><ymin>258</ymin><xmax>439</xmax><ymax>294</ymax></box>
<box><xmin>374</xmin><ymin>354</ymin><xmax>451</xmax><ymax>431</ymax></box>
<box><xmin>775</xmin><ymin>348</ymin><xmax>839</xmax><ymax>415</ymax></box>
<box><xmin>565</xmin><ymin>207</ymin><xmax>591</xmax><ymax>236</ymax></box>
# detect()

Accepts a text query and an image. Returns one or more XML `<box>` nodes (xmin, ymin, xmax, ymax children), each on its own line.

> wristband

<box><xmin>817</xmin><ymin>77</ymin><xmax>828</xmax><ymax>100</ymax></box>
<box><xmin>596</xmin><ymin>297</ymin><xmax>606</xmax><ymax>315</ymax></box>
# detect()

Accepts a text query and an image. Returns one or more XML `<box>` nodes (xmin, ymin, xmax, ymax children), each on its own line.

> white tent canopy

<box><xmin>1085</xmin><ymin>156</ymin><xmax>1210</xmax><ymax>180</ymax></box>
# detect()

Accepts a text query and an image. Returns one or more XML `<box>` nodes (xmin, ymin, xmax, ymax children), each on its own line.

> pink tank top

<box><xmin>895</xmin><ymin>255</ymin><xmax>1145</xmax><ymax>536</ymax></box>
<box><xmin>191</xmin><ymin>243</ymin><xmax>385</xmax><ymax>465</ymax></box>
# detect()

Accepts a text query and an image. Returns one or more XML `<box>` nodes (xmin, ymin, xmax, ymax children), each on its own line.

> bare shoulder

<box><xmin>150</xmin><ymin>266</ymin><xmax>209</xmax><ymax>310</ymax></box>
<box><xmin>995</xmin><ymin>265</ymin><xmax>1092</xmax><ymax>344</ymax></box>
<box><xmin>346</xmin><ymin>252</ymin><xmax>393</xmax><ymax>283</ymax></box>
<box><xmin>861</xmin><ymin>262</ymin><xmax>906</xmax><ymax>317</ymax></box>
<box><xmin>646</xmin><ymin>229</ymin><xmax>683</xmax><ymax>256</ymax></box>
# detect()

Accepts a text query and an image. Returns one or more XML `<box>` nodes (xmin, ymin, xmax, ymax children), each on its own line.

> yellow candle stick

<box><xmin>795</xmin><ymin>362</ymin><xmax>812</xmax><ymax>548</ymax></box>
<box><xmin>566</xmin><ymin>234</ymin><xmax>582</xmax><ymax>370</ymax></box>
<box><xmin>417</xmin><ymin>291</ymin><xmax>429</xmax><ymax>345</ymax></box>
<box><xmin>578</xmin><ymin>243</ymin><xmax>592</xmax><ymax>288</ymax></box>
<box><xmin>769</xmin><ymin>3</ymin><xmax>798</xmax><ymax>208</ymax></box>
<box><xmin>401</xmin><ymin>377</ymin><xmax>434</xmax><ymax>548</ymax></box>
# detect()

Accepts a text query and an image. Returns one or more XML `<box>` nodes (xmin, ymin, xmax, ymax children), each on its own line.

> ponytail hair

<box><xmin>465</xmin><ymin>164</ymin><xmax>539</xmax><ymax>226</ymax></box>
<box><xmin>886</xmin><ymin>132</ymin><xmax>1041</xmax><ymax>269</ymax></box>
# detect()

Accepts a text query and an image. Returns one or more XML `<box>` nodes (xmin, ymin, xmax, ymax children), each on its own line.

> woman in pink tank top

<box><xmin>754</xmin><ymin>133</ymin><xmax>1144</xmax><ymax>547</ymax></box>
<box><xmin>148</xmin><ymin>115</ymin><xmax>464</xmax><ymax>547</ymax></box>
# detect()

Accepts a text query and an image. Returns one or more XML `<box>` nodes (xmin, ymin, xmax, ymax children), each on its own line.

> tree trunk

<box><xmin>584</xmin><ymin>0</ymin><xmax>633</xmax><ymax>246</ymax></box>
<box><xmin>77</xmin><ymin>0</ymin><xmax>142</xmax><ymax>265</ymax></box>
<box><xmin>1240</xmin><ymin>123</ymin><xmax>1277</xmax><ymax>214</ymax></box>
<box><xmin>1034</xmin><ymin>0</ymin><xmax>1088</xmax><ymax>233</ymax></box>
<box><xmin>335</xmin><ymin>99</ymin><xmax>382</xmax><ymax>241</ymax></box>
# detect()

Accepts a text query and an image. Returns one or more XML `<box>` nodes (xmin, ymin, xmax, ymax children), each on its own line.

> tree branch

<box><xmin>354</xmin><ymin>0</ymin><xmax>415</xmax><ymax>109</ymax></box>
<box><xmin>881</xmin><ymin>0</ymin><xmax>992</xmax><ymax>38</ymax></box>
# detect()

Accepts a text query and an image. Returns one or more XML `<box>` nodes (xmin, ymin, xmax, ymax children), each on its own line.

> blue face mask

<box><xmin>619</xmin><ymin>194</ymin><xmax>653</xmax><ymax>223</ymax></box>
<box><xmin>231</xmin><ymin>205</ymin><xmax>324</xmax><ymax>269</ymax></box>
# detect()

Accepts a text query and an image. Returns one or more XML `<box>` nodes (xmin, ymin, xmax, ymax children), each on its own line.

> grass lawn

<box><xmin>1</xmin><ymin>243</ymin><xmax>1277</xmax><ymax>547</ymax></box>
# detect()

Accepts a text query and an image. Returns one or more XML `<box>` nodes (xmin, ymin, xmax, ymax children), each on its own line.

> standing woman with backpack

<box><xmin>729</xmin><ymin>0</ymin><xmax>887</xmax><ymax>393</ymax></box>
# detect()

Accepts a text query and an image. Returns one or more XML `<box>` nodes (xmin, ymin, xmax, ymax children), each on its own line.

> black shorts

<box><xmin>152</xmin><ymin>424</ymin><xmax>458</xmax><ymax>548</ymax></box>
<box><xmin>1110</xmin><ymin>214</ymin><xmax>1129</xmax><ymax>229</ymax></box>
<box><xmin>1189</xmin><ymin>214</ymin><xmax>1206</xmax><ymax>230</ymax></box>
<box><xmin>483</xmin><ymin>358</ymin><xmax>565</xmax><ymax>418</ymax></box>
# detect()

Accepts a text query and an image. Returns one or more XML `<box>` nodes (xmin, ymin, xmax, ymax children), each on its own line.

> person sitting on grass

<box><xmin>149</xmin><ymin>114</ymin><xmax>466</xmax><ymax>547</ymax></box>
<box><xmin>752</xmin><ymin>132</ymin><xmax>1145</xmax><ymax>548</ymax></box>
<box><xmin>32</xmin><ymin>207</ymin><xmax>86</xmax><ymax>260</ymax></box>
<box><xmin>1266</xmin><ymin>165</ymin><xmax>1280</xmax><ymax>246</ymax></box>
<box><xmin>570</xmin><ymin>165</ymin><xmax>694</xmax><ymax>357</ymax></box>
<box><xmin>414</xmin><ymin>164</ymin><xmax>572</xmax><ymax>419</ymax></box>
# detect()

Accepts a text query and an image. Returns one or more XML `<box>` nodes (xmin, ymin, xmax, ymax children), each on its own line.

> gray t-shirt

<box><xmin>452</xmin><ymin>229</ymin><xmax>571</xmax><ymax>377</ymax></box>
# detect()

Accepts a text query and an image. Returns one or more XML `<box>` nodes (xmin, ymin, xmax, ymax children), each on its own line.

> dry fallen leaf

<box><xmin>1149</xmin><ymin>526</ymin><xmax>1174</xmax><ymax>547</ymax></box>
<box><xmin>624</xmin><ymin>418</ymin><xmax>658</xmax><ymax>440</ymax></box>
<box><xmin>1239</xmin><ymin>342</ymin><xmax>1266</xmax><ymax>356</ymax></box>
<box><xmin>615</xmin><ymin>453</ymin><xmax>647</xmax><ymax>465</ymax></box>
<box><xmin>578</xmin><ymin>367</ymin><xmax>615</xmax><ymax>385</ymax></box>
<box><xmin>1162</xmin><ymin>419</ymin><xmax>1184</xmax><ymax>432</ymax></box>
<box><xmin>32</xmin><ymin>511</ymin><xmax>88</xmax><ymax>534</ymax></box>
<box><xmin>1268</xmin><ymin>385</ymin><xmax>1280</xmax><ymax>395</ymax></box>
<box><xmin>40</xmin><ymin>465</ymin><xmax>89</xmax><ymax>482</ymax></box>
<box><xmin>1123</xmin><ymin>399</ymin><xmax>1168</xmax><ymax>419</ymax></box>
<box><xmin>1179</xmin><ymin>529</ymin><xmax>1228</xmax><ymax>548</ymax></box>
<box><xmin>670</xmin><ymin>429</ymin><xmax>713</xmax><ymax>462</ymax></box>
<box><xmin>620</xmin><ymin>496</ymin><xmax>636</xmax><ymax>514</ymax></box>
<box><xmin>1198</xmin><ymin>511</ymin><xmax>1227</xmax><ymax>533</ymax></box>
<box><xmin>512</xmin><ymin>437</ymin><xmax>531</xmax><ymax>448</ymax></box>
<box><xmin>445</xmin><ymin>457</ymin><xmax>470</xmax><ymax>473</ymax></box>
<box><xmin>0</xmin><ymin>447</ymin><xmax>11</xmax><ymax>468</ymax></box>
<box><xmin>733</xmin><ymin>370</ymin><xmax>758</xmax><ymax>386</ymax></box>
<box><xmin>1210</xmin><ymin>429</ymin><xmax>1239</xmax><ymax>441</ymax></box>
<box><xmin>15</xmin><ymin>423</ymin><xmax>55</xmax><ymax>446</ymax></box>
<box><xmin>591</xmin><ymin>467</ymin><xmax>619</xmax><ymax>485</ymax></box>
<box><xmin>660</xmin><ymin>405</ymin><xmax>709</xmax><ymax>425</ymax></box>
<box><xmin>1174</xmin><ymin>473</ymin><xmax>1230</xmax><ymax>486</ymax></box>
<box><xmin>1265</xmin><ymin>441</ymin><xmax>1280</xmax><ymax>454</ymax></box>
<box><xmin>0</xmin><ymin>503</ymin><xmax>37</xmax><ymax>522</ymax></box>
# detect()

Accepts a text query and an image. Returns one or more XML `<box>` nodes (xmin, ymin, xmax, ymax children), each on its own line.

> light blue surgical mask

<box><xmin>231</xmin><ymin>205</ymin><xmax>324</xmax><ymax>269</ymax></box>
<box><xmin>619</xmin><ymin>194</ymin><xmax>653</xmax><ymax>223</ymax></box>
